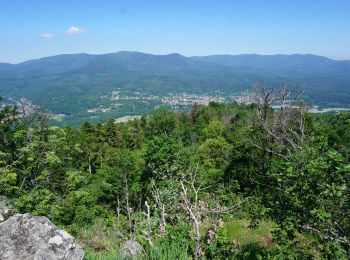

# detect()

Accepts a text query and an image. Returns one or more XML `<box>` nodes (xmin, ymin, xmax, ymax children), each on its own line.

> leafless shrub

<box><xmin>180</xmin><ymin>164</ymin><xmax>249</xmax><ymax>260</ymax></box>
<box><xmin>250</xmin><ymin>82</ymin><xmax>308</xmax><ymax>160</ymax></box>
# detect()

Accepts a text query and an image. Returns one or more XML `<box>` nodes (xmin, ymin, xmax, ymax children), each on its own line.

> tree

<box><xmin>144</xmin><ymin>108</ymin><xmax>177</xmax><ymax>137</ymax></box>
<box><xmin>251</xmin><ymin>83</ymin><xmax>307</xmax><ymax>160</ymax></box>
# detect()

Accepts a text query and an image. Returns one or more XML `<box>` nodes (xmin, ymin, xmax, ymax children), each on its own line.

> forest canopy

<box><xmin>1</xmin><ymin>89</ymin><xmax>350</xmax><ymax>259</ymax></box>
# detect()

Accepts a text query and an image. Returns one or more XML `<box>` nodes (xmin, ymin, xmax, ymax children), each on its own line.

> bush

<box><xmin>234</xmin><ymin>242</ymin><xmax>271</xmax><ymax>260</ymax></box>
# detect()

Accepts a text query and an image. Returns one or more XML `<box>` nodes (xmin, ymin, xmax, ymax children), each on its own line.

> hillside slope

<box><xmin>0</xmin><ymin>52</ymin><xmax>349</xmax><ymax>124</ymax></box>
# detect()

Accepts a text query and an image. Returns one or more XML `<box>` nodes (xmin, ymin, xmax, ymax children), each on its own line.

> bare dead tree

<box><xmin>251</xmin><ymin>83</ymin><xmax>308</xmax><ymax>160</ymax></box>
<box><xmin>179</xmin><ymin>162</ymin><xmax>208</xmax><ymax>259</ymax></box>
<box><xmin>124</xmin><ymin>175</ymin><xmax>132</xmax><ymax>235</ymax></box>
<box><xmin>141</xmin><ymin>200</ymin><xmax>153</xmax><ymax>246</ymax></box>
<box><xmin>299</xmin><ymin>224</ymin><xmax>350</xmax><ymax>247</ymax></box>
<box><xmin>180</xmin><ymin>164</ymin><xmax>250</xmax><ymax>259</ymax></box>
<box><xmin>179</xmin><ymin>164</ymin><xmax>247</xmax><ymax>260</ymax></box>
<box><xmin>116</xmin><ymin>197</ymin><xmax>121</xmax><ymax>225</ymax></box>
<box><xmin>150</xmin><ymin>179</ymin><xmax>167</xmax><ymax>237</ymax></box>
<box><xmin>180</xmin><ymin>177</ymin><xmax>202</xmax><ymax>260</ymax></box>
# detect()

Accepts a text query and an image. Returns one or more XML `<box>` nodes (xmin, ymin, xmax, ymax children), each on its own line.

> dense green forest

<box><xmin>1</xmin><ymin>87</ymin><xmax>350</xmax><ymax>259</ymax></box>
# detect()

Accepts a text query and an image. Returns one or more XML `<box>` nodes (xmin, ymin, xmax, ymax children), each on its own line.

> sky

<box><xmin>1</xmin><ymin>0</ymin><xmax>350</xmax><ymax>63</ymax></box>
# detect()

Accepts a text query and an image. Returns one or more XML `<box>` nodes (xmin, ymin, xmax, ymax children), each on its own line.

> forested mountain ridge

<box><xmin>193</xmin><ymin>54</ymin><xmax>350</xmax><ymax>74</ymax></box>
<box><xmin>2</xmin><ymin>52</ymin><xmax>350</xmax><ymax>75</ymax></box>
<box><xmin>1</xmin><ymin>52</ymin><xmax>350</xmax><ymax>126</ymax></box>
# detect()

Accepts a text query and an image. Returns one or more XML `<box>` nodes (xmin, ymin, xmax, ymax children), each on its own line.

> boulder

<box><xmin>122</xmin><ymin>240</ymin><xmax>144</xmax><ymax>257</ymax></box>
<box><xmin>0</xmin><ymin>213</ymin><xmax>84</xmax><ymax>260</ymax></box>
<box><xmin>0</xmin><ymin>196</ymin><xmax>13</xmax><ymax>222</ymax></box>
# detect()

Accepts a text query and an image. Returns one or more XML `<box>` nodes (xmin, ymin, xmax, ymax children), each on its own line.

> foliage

<box><xmin>1</xmin><ymin>98</ymin><xmax>350</xmax><ymax>258</ymax></box>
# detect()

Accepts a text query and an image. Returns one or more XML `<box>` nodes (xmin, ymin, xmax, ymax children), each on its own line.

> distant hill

<box><xmin>3</xmin><ymin>52</ymin><xmax>350</xmax><ymax>77</ymax></box>
<box><xmin>1</xmin><ymin>51</ymin><xmax>350</xmax><ymax>124</ymax></box>
<box><xmin>0</xmin><ymin>52</ymin><xmax>204</xmax><ymax>77</ymax></box>
<box><xmin>192</xmin><ymin>54</ymin><xmax>350</xmax><ymax>74</ymax></box>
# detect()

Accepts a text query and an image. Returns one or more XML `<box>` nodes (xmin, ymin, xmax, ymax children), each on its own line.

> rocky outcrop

<box><xmin>122</xmin><ymin>240</ymin><xmax>144</xmax><ymax>257</ymax></box>
<box><xmin>0</xmin><ymin>196</ymin><xmax>14</xmax><ymax>222</ymax></box>
<box><xmin>0</xmin><ymin>213</ymin><xmax>84</xmax><ymax>260</ymax></box>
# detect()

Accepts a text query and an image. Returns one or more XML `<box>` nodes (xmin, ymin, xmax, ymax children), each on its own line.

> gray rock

<box><xmin>0</xmin><ymin>196</ymin><xmax>7</xmax><ymax>209</ymax></box>
<box><xmin>122</xmin><ymin>240</ymin><xmax>144</xmax><ymax>257</ymax></box>
<box><xmin>0</xmin><ymin>213</ymin><xmax>84</xmax><ymax>260</ymax></box>
<box><xmin>0</xmin><ymin>196</ymin><xmax>13</xmax><ymax>222</ymax></box>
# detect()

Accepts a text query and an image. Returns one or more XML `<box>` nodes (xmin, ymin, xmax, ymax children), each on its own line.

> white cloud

<box><xmin>39</xmin><ymin>33</ymin><xmax>55</xmax><ymax>39</ymax></box>
<box><xmin>66</xmin><ymin>26</ymin><xmax>87</xmax><ymax>35</ymax></box>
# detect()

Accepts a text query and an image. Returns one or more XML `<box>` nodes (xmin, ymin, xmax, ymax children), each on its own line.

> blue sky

<box><xmin>1</xmin><ymin>0</ymin><xmax>350</xmax><ymax>63</ymax></box>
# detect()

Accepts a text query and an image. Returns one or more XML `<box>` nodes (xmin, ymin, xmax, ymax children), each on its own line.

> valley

<box><xmin>2</xmin><ymin>1</ymin><xmax>350</xmax><ymax>258</ymax></box>
<box><xmin>1</xmin><ymin>52</ymin><xmax>350</xmax><ymax>125</ymax></box>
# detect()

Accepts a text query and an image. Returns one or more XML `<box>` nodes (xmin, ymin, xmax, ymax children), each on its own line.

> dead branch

<box><xmin>251</xmin><ymin>83</ymin><xmax>308</xmax><ymax>160</ymax></box>
<box><xmin>150</xmin><ymin>179</ymin><xmax>167</xmax><ymax>237</ymax></box>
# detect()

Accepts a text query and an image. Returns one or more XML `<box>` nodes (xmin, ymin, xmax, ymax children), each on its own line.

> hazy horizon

<box><xmin>2</xmin><ymin>51</ymin><xmax>350</xmax><ymax>65</ymax></box>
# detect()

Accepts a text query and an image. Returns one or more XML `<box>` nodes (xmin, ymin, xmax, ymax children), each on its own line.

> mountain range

<box><xmin>2</xmin><ymin>52</ymin><xmax>350</xmax><ymax>76</ymax></box>
<box><xmin>1</xmin><ymin>51</ymin><xmax>350</xmax><ymax>124</ymax></box>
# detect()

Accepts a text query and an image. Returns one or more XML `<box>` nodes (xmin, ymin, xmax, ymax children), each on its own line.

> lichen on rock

<box><xmin>0</xmin><ymin>213</ymin><xmax>84</xmax><ymax>260</ymax></box>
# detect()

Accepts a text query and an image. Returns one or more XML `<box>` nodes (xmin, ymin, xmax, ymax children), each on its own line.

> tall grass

<box><xmin>225</xmin><ymin>219</ymin><xmax>276</xmax><ymax>247</ymax></box>
<box><xmin>79</xmin><ymin>219</ymin><xmax>191</xmax><ymax>259</ymax></box>
<box><xmin>147</xmin><ymin>243</ymin><xmax>191</xmax><ymax>260</ymax></box>
<box><xmin>82</xmin><ymin>218</ymin><xmax>276</xmax><ymax>259</ymax></box>
<box><xmin>85</xmin><ymin>248</ymin><xmax>125</xmax><ymax>260</ymax></box>
<box><xmin>85</xmin><ymin>243</ymin><xmax>191</xmax><ymax>260</ymax></box>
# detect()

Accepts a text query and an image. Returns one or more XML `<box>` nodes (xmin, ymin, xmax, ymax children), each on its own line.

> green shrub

<box><xmin>234</xmin><ymin>242</ymin><xmax>271</xmax><ymax>260</ymax></box>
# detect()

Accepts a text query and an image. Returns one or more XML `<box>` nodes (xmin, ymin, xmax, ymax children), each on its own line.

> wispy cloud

<box><xmin>39</xmin><ymin>33</ymin><xmax>55</xmax><ymax>39</ymax></box>
<box><xmin>66</xmin><ymin>26</ymin><xmax>87</xmax><ymax>35</ymax></box>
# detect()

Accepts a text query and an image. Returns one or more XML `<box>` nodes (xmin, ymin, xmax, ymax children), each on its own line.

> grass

<box><xmin>85</xmin><ymin>248</ymin><xmax>125</xmax><ymax>260</ymax></box>
<box><xmin>78</xmin><ymin>218</ymin><xmax>191</xmax><ymax>259</ymax></box>
<box><xmin>80</xmin><ymin>218</ymin><xmax>276</xmax><ymax>259</ymax></box>
<box><xmin>85</xmin><ymin>246</ymin><xmax>192</xmax><ymax>260</ymax></box>
<box><xmin>84</xmin><ymin>243</ymin><xmax>191</xmax><ymax>260</ymax></box>
<box><xmin>76</xmin><ymin>219</ymin><xmax>126</xmax><ymax>258</ymax></box>
<box><xmin>225</xmin><ymin>219</ymin><xmax>277</xmax><ymax>247</ymax></box>
<box><xmin>147</xmin><ymin>243</ymin><xmax>191</xmax><ymax>260</ymax></box>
